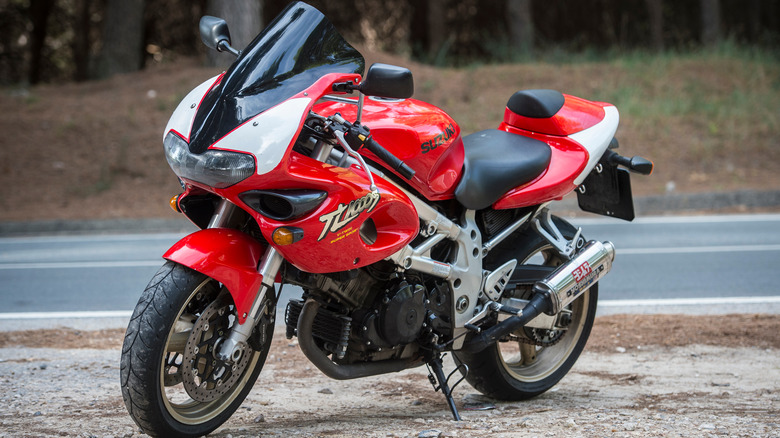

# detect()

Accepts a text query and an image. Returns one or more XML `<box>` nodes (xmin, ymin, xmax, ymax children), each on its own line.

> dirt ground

<box><xmin>0</xmin><ymin>314</ymin><xmax>777</xmax><ymax>437</ymax></box>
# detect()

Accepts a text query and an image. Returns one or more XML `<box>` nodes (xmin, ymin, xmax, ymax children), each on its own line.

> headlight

<box><xmin>164</xmin><ymin>132</ymin><xmax>255</xmax><ymax>188</ymax></box>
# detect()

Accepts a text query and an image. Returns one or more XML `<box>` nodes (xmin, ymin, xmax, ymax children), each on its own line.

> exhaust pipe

<box><xmin>534</xmin><ymin>240</ymin><xmax>615</xmax><ymax>315</ymax></box>
<box><xmin>460</xmin><ymin>240</ymin><xmax>615</xmax><ymax>353</ymax></box>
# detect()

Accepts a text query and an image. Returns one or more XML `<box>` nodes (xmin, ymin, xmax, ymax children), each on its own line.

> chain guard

<box><xmin>505</xmin><ymin>325</ymin><xmax>567</xmax><ymax>347</ymax></box>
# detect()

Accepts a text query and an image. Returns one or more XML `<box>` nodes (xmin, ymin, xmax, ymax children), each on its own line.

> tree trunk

<box><xmin>644</xmin><ymin>0</ymin><xmax>664</xmax><ymax>51</ymax></box>
<box><xmin>206</xmin><ymin>0</ymin><xmax>263</xmax><ymax>68</ymax></box>
<box><xmin>747</xmin><ymin>0</ymin><xmax>761</xmax><ymax>42</ymax></box>
<box><xmin>427</xmin><ymin>0</ymin><xmax>447</xmax><ymax>62</ymax></box>
<box><xmin>28</xmin><ymin>0</ymin><xmax>55</xmax><ymax>84</ymax></box>
<box><xmin>700</xmin><ymin>0</ymin><xmax>721</xmax><ymax>46</ymax></box>
<box><xmin>507</xmin><ymin>0</ymin><xmax>533</xmax><ymax>56</ymax></box>
<box><xmin>95</xmin><ymin>0</ymin><xmax>145</xmax><ymax>78</ymax></box>
<box><xmin>72</xmin><ymin>0</ymin><xmax>91</xmax><ymax>82</ymax></box>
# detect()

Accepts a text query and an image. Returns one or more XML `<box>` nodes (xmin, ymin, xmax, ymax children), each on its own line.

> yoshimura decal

<box><xmin>572</xmin><ymin>261</ymin><xmax>592</xmax><ymax>283</ymax></box>
<box><xmin>566</xmin><ymin>265</ymin><xmax>604</xmax><ymax>299</ymax></box>
<box><xmin>318</xmin><ymin>191</ymin><xmax>381</xmax><ymax>241</ymax></box>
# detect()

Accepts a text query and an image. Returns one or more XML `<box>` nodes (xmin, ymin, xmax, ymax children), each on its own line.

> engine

<box><xmin>354</xmin><ymin>281</ymin><xmax>426</xmax><ymax>348</ymax></box>
<box><xmin>284</xmin><ymin>264</ymin><xmax>452</xmax><ymax>360</ymax></box>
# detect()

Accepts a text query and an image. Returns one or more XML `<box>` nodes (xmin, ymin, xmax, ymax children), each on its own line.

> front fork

<box><xmin>208</xmin><ymin>199</ymin><xmax>285</xmax><ymax>363</ymax></box>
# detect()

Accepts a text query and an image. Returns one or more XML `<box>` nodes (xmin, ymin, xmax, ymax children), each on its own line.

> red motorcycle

<box><xmin>120</xmin><ymin>3</ymin><xmax>652</xmax><ymax>436</ymax></box>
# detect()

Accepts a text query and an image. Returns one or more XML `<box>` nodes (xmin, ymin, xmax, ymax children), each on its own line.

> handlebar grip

<box><xmin>363</xmin><ymin>137</ymin><xmax>416</xmax><ymax>180</ymax></box>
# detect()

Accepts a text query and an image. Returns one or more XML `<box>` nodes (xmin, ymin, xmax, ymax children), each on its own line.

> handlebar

<box><xmin>331</xmin><ymin>114</ymin><xmax>416</xmax><ymax>180</ymax></box>
<box><xmin>361</xmin><ymin>136</ymin><xmax>416</xmax><ymax>180</ymax></box>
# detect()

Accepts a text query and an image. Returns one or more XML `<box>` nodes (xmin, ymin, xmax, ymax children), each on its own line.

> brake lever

<box><xmin>328</xmin><ymin>118</ymin><xmax>378</xmax><ymax>193</ymax></box>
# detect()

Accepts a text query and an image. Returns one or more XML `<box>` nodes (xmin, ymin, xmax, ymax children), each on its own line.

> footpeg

<box><xmin>464</xmin><ymin>301</ymin><xmax>523</xmax><ymax>329</ymax></box>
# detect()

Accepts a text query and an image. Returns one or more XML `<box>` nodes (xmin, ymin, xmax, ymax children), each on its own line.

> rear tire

<box><xmin>454</xmin><ymin>215</ymin><xmax>597</xmax><ymax>400</ymax></box>
<box><xmin>120</xmin><ymin>261</ymin><xmax>274</xmax><ymax>437</ymax></box>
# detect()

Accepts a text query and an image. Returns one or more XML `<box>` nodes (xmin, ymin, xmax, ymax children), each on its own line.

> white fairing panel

<box><xmin>570</xmin><ymin>105</ymin><xmax>619</xmax><ymax>185</ymax></box>
<box><xmin>163</xmin><ymin>75</ymin><xmax>221</xmax><ymax>141</ymax></box>
<box><xmin>211</xmin><ymin>97</ymin><xmax>312</xmax><ymax>175</ymax></box>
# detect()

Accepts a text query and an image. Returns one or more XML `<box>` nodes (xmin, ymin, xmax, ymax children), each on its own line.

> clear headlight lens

<box><xmin>164</xmin><ymin>132</ymin><xmax>255</xmax><ymax>188</ymax></box>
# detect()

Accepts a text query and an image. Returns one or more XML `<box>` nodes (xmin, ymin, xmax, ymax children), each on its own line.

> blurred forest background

<box><xmin>3</xmin><ymin>0</ymin><xmax>778</xmax><ymax>84</ymax></box>
<box><xmin>0</xmin><ymin>0</ymin><xmax>778</xmax><ymax>221</ymax></box>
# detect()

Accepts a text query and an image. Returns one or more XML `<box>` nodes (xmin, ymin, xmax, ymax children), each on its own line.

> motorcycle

<box><xmin>120</xmin><ymin>2</ymin><xmax>653</xmax><ymax>436</ymax></box>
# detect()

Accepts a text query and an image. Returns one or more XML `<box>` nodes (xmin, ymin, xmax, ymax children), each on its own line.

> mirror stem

<box><xmin>356</xmin><ymin>93</ymin><xmax>365</xmax><ymax>125</ymax></box>
<box><xmin>217</xmin><ymin>40</ymin><xmax>241</xmax><ymax>58</ymax></box>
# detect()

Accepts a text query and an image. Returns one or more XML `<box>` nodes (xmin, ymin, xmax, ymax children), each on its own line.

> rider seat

<box><xmin>454</xmin><ymin>129</ymin><xmax>551</xmax><ymax>210</ymax></box>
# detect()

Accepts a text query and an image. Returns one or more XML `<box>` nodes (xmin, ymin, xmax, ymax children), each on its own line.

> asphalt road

<box><xmin>1</xmin><ymin>214</ymin><xmax>778</xmax><ymax>324</ymax></box>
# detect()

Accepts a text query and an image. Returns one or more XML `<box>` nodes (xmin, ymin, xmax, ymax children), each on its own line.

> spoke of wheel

<box><xmin>167</xmin><ymin>331</ymin><xmax>191</xmax><ymax>352</ymax></box>
<box><xmin>519</xmin><ymin>343</ymin><xmax>537</xmax><ymax>365</ymax></box>
<box><xmin>164</xmin><ymin>352</ymin><xmax>183</xmax><ymax>387</ymax></box>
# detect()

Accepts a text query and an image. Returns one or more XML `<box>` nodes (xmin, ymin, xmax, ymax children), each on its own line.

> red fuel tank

<box><xmin>313</xmin><ymin>97</ymin><xmax>465</xmax><ymax>201</ymax></box>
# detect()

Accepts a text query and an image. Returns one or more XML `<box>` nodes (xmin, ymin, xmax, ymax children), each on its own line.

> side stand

<box><xmin>426</xmin><ymin>353</ymin><xmax>468</xmax><ymax>421</ymax></box>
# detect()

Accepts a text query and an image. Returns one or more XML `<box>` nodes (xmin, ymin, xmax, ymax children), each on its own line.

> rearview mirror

<box><xmin>199</xmin><ymin>16</ymin><xmax>239</xmax><ymax>56</ymax></box>
<box><xmin>199</xmin><ymin>16</ymin><xmax>231</xmax><ymax>51</ymax></box>
<box><xmin>359</xmin><ymin>63</ymin><xmax>414</xmax><ymax>99</ymax></box>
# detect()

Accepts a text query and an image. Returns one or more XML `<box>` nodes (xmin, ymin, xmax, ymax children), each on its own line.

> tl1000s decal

<box><xmin>318</xmin><ymin>191</ymin><xmax>381</xmax><ymax>241</ymax></box>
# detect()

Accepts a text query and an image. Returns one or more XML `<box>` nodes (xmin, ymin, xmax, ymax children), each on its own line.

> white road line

<box><xmin>0</xmin><ymin>261</ymin><xmax>162</xmax><ymax>270</ymax></box>
<box><xmin>0</xmin><ymin>310</ymin><xmax>133</xmax><ymax>320</ymax></box>
<box><xmin>0</xmin><ymin>297</ymin><xmax>777</xmax><ymax>320</ymax></box>
<box><xmin>570</xmin><ymin>213</ymin><xmax>780</xmax><ymax>225</ymax></box>
<box><xmin>599</xmin><ymin>296</ymin><xmax>780</xmax><ymax>307</ymax></box>
<box><xmin>618</xmin><ymin>244</ymin><xmax>780</xmax><ymax>255</ymax></box>
<box><xmin>2</xmin><ymin>243</ymin><xmax>778</xmax><ymax>269</ymax></box>
<box><xmin>0</xmin><ymin>233</ymin><xmax>186</xmax><ymax>244</ymax></box>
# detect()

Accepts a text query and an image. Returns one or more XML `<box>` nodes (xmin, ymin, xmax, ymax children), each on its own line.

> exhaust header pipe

<box><xmin>460</xmin><ymin>240</ymin><xmax>615</xmax><ymax>353</ymax></box>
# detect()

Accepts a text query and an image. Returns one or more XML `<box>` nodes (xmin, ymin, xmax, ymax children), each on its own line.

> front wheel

<box><xmin>454</xmin><ymin>216</ymin><xmax>597</xmax><ymax>400</ymax></box>
<box><xmin>120</xmin><ymin>261</ymin><xmax>274</xmax><ymax>437</ymax></box>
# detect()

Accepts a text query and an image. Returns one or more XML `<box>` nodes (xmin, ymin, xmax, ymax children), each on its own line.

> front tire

<box><xmin>454</xmin><ymin>216</ymin><xmax>597</xmax><ymax>400</ymax></box>
<box><xmin>120</xmin><ymin>262</ymin><xmax>274</xmax><ymax>437</ymax></box>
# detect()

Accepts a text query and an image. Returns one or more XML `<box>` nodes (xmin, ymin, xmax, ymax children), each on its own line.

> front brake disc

<box><xmin>181</xmin><ymin>294</ymin><xmax>253</xmax><ymax>402</ymax></box>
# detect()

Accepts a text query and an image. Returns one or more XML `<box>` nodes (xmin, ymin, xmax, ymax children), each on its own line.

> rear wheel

<box><xmin>454</xmin><ymin>216</ymin><xmax>597</xmax><ymax>400</ymax></box>
<box><xmin>120</xmin><ymin>261</ymin><xmax>274</xmax><ymax>437</ymax></box>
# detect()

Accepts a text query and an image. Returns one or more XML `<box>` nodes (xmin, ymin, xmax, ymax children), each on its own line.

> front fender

<box><xmin>163</xmin><ymin>228</ymin><xmax>265</xmax><ymax>324</ymax></box>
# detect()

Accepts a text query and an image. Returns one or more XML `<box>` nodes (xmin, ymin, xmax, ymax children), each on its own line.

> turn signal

<box><xmin>272</xmin><ymin>227</ymin><xmax>304</xmax><ymax>246</ymax></box>
<box><xmin>169</xmin><ymin>194</ymin><xmax>182</xmax><ymax>213</ymax></box>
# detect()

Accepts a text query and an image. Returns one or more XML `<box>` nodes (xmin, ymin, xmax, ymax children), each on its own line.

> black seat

<box><xmin>507</xmin><ymin>89</ymin><xmax>565</xmax><ymax>118</ymax></box>
<box><xmin>454</xmin><ymin>129</ymin><xmax>551</xmax><ymax>210</ymax></box>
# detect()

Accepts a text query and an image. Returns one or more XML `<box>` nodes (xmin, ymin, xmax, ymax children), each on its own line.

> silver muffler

<box><xmin>460</xmin><ymin>240</ymin><xmax>615</xmax><ymax>353</ymax></box>
<box><xmin>533</xmin><ymin>240</ymin><xmax>615</xmax><ymax>315</ymax></box>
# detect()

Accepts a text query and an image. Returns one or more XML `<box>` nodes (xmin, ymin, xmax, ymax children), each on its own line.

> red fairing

<box><xmin>313</xmin><ymin>98</ymin><xmax>465</xmax><ymax>201</ymax></box>
<box><xmin>503</xmin><ymin>94</ymin><xmax>606</xmax><ymax>136</ymax></box>
<box><xmin>163</xmin><ymin>228</ymin><xmax>266</xmax><ymax>324</ymax></box>
<box><xmin>174</xmin><ymin>73</ymin><xmax>419</xmax><ymax>275</ymax></box>
<box><xmin>232</xmin><ymin>153</ymin><xmax>419</xmax><ymax>274</ymax></box>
